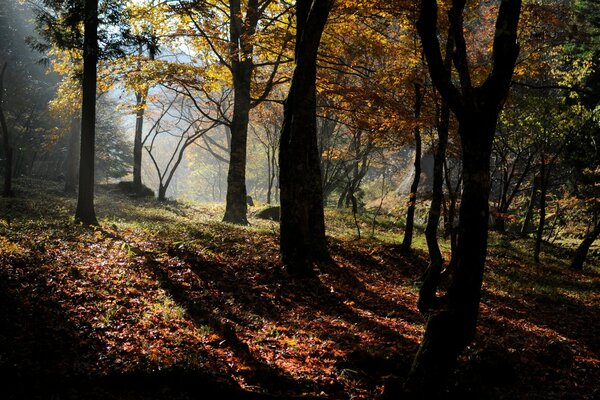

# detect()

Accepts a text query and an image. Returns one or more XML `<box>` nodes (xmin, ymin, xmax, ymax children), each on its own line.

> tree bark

<box><xmin>0</xmin><ymin>63</ymin><xmax>13</xmax><ymax>197</ymax></box>
<box><xmin>279</xmin><ymin>0</ymin><xmax>332</xmax><ymax>276</ymax></box>
<box><xmin>401</xmin><ymin>83</ymin><xmax>423</xmax><ymax>252</ymax></box>
<box><xmin>64</xmin><ymin>115</ymin><xmax>80</xmax><ymax>193</ymax></box>
<box><xmin>570</xmin><ymin>220</ymin><xmax>600</xmax><ymax>271</ymax></box>
<box><xmin>75</xmin><ymin>0</ymin><xmax>99</xmax><ymax>226</ymax></box>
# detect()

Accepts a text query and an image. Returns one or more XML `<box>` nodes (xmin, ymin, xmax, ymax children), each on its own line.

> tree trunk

<box><xmin>419</xmin><ymin>100</ymin><xmax>449</xmax><ymax>312</ymax></box>
<box><xmin>408</xmin><ymin>1</ymin><xmax>522</xmax><ymax>392</ymax></box>
<box><xmin>158</xmin><ymin>184</ymin><xmax>166</xmax><ymax>202</ymax></box>
<box><xmin>75</xmin><ymin>0</ymin><xmax>98</xmax><ymax>226</ymax></box>
<box><xmin>337</xmin><ymin>182</ymin><xmax>349</xmax><ymax>208</ymax></box>
<box><xmin>223</xmin><ymin>61</ymin><xmax>252</xmax><ymax>224</ymax></box>
<box><xmin>570</xmin><ymin>220</ymin><xmax>600</xmax><ymax>271</ymax></box>
<box><xmin>64</xmin><ymin>115</ymin><xmax>80</xmax><ymax>194</ymax></box>
<box><xmin>407</xmin><ymin>117</ymin><xmax>495</xmax><ymax>394</ymax></box>
<box><xmin>0</xmin><ymin>63</ymin><xmax>13</xmax><ymax>197</ymax></box>
<box><xmin>279</xmin><ymin>0</ymin><xmax>332</xmax><ymax>276</ymax></box>
<box><xmin>401</xmin><ymin>83</ymin><xmax>423</xmax><ymax>252</ymax></box>
<box><xmin>534</xmin><ymin>154</ymin><xmax>547</xmax><ymax>263</ymax></box>
<box><xmin>132</xmin><ymin>91</ymin><xmax>146</xmax><ymax>191</ymax></box>
<box><xmin>521</xmin><ymin>174</ymin><xmax>539</xmax><ymax>236</ymax></box>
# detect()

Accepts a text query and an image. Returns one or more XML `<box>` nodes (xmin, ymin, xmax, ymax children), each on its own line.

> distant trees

<box><xmin>144</xmin><ymin>88</ymin><xmax>218</xmax><ymax>201</ymax></box>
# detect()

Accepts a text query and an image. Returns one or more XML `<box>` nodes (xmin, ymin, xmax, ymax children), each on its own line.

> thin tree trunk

<box><xmin>75</xmin><ymin>0</ymin><xmax>99</xmax><ymax>226</ymax></box>
<box><xmin>534</xmin><ymin>153</ymin><xmax>547</xmax><ymax>263</ymax></box>
<box><xmin>0</xmin><ymin>63</ymin><xmax>13</xmax><ymax>197</ymax></box>
<box><xmin>570</xmin><ymin>220</ymin><xmax>600</xmax><ymax>271</ymax></box>
<box><xmin>419</xmin><ymin>100</ymin><xmax>449</xmax><ymax>312</ymax></box>
<box><xmin>279</xmin><ymin>0</ymin><xmax>332</xmax><ymax>276</ymax></box>
<box><xmin>266</xmin><ymin>148</ymin><xmax>272</xmax><ymax>204</ymax></box>
<box><xmin>401</xmin><ymin>83</ymin><xmax>423</xmax><ymax>252</ymax></box>
<box><xmin>133</xmin><ymin>90</ymin><xmax>147</xmax><ymax>191</ymax></box>
<box><xmin>521</xmin><ymin>174</ymin><xmax>539</xmax><ymax>236</ymax></box>
<box><xmin>64</xmin><ymin>115</ymin><xmax>81</xmax><ymax>193</ymax></box>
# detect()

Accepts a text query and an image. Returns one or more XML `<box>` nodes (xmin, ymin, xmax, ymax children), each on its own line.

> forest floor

<box><xmin>0</xmin><ymin>179</ymin><xmax>598</xmax><ymax>399</ymax></box>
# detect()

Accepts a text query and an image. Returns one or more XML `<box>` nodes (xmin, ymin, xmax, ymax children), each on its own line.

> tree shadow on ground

<box><xmin>141</xmin><ymin>231</ymin><xmax>425</xmax><ymax>397</ymax></box>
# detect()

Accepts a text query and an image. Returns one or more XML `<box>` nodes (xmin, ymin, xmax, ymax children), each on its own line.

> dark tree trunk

<box><xmin>64</xmin><ymin>116</ymin><xmax>80</xmax><ymax>193</ymax></box>
<box><xmin>279</xmin><ymin>0</ymin><xmax>332</xmax><ymax>276</ymax></box>
<box><xmin>405</xmin><ymin>0</ymin><xmax>522</xmax><ymax>394</ymax></box>
<box><xmin>521</xmin><ymin>174</ymin><xmax>539</xmax><ymax>236</ymax></box>
<box><xmin>407</xmin><ymin>117</ymin><xmax>496</xmax><ymax>394</ymax></box>
<box><xmin>401</xmin><ymin>83</ymin><xmax>423</xmax><ymax>252</ymax></box>
<box><xmin>75</xmin><ymin>0</ymin><xmax>98</xmax><ymax>226</ymax></box>
<box><xmin>570</xmin><ymin>220</ymin><xmax>600</xmax><ymax>271</ymax></box>
<box><xmin>266</xmin><ymin>148</ymin><xmax>273</xmax><ymax>204</ymax></box>
<box><xmin>132</xmin><ymin>91</ymin><xmax>146</xmax><ymax>191</ymax></box>
<box><xmin>158</xmin><ymin>184</ymin><xmax>166</xmax><ymax>202</ymax></box>
<box><xmin>337</xmin><ymin>182</ymin><xmax>349</xmax><ymax>208</ymax></box>
<box><xmin>0</xmin><ymin>63</ymin><xmax>13</xmax><ymax>197</ymax></box>
<box><xmin>419</xmin><ymin>100</ymin><xmax>449</xmax><ymax>313</ymax></box>
<box><xmin>534</xmin><ymin>153</ymin><xmax>547</xmax><ymax>263</ymax></box>
<box><xmin>223</xmin><ymin>61</ymin><xmax>252</xmax><ymax>224</ymax></box>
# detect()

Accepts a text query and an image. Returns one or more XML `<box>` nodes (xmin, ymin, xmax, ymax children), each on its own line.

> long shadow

<box><xmin>158</xmin><ymin>233</ymin><xmax>424</xmax><ymax>387</ymax></box>
<box><xmin>126</xmin><ymin>238</ymin><xmax>328</xmax><ymax>398</ymax></box>
<box><xmin>482</xmin><ymin>289</ymin><xmax>600</xmax><ymax>355</ymax></box>
<box><xmin>1</xmin><ymin>231</ymin><xmax>305</xmax><ymax>400</ymax></box>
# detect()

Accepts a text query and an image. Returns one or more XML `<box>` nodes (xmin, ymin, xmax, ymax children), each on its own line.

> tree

<box><xmin>0</xmin><ymin>63</ymin><xmax>13</xmax><ymax>196</ymax></box>
<box><xmin>400</xmin><ymin>83</ymin><xmax>423</xmax><ymax>251</ymax></box>
<box><xmin>74</xmin><ymin>0</ymin><xmax>99</xmax><ymax>225</ymax></box>
<box><xmin>177</xmin><ymin>0</ymin><xmax>292</xmax><ymax>225</ymax></box>
<box><xmin>405</xmin><ymin>0</ymin><xmax>523</xmax><ymax>394</ymax></box>
<box><xmin>144</xmin><ymin>87</ymin><xmax>218</xmax><ymax>201</ymax></box>
<box><xmin>279</xmin><ymin>0</ymin><xmax>333</xmax><ymax>275</ymax></box>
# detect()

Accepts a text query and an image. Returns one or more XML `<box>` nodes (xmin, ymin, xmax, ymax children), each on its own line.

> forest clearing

<box><xmin>0</xmin><ymin>179</ymin><xmax>598</xmax><ymax>399</ymax></box>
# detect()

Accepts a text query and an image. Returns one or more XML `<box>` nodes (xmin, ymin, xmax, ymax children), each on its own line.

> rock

<box><xmin>254</xmin><ymin>206</ymin><xmax>280</xmax><ymax>221</ymax></box>
<box><xmin>117</xmin><ymin>181</ymin><xmax>155</xmax><ymax>197</ymax></box>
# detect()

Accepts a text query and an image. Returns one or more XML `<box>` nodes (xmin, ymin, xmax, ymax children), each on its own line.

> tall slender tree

<box><xmin>75</xmin><ymin>0</ymin><xmax>99</xmax><ymax>225</ymax></box>
<box><xmin>279</xmin><ymin>0</ymin><xmax>333</xmax><ymax>275</ymax></box>
<box><xmin>0</xmin><ymin>62</ymin><xmax>13</xmax><ymax>197</ymax></box>
<box><xmin>404</xmin><ymin>0</ymin><xmax>523</xmax><ymax>394</ymax></box>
